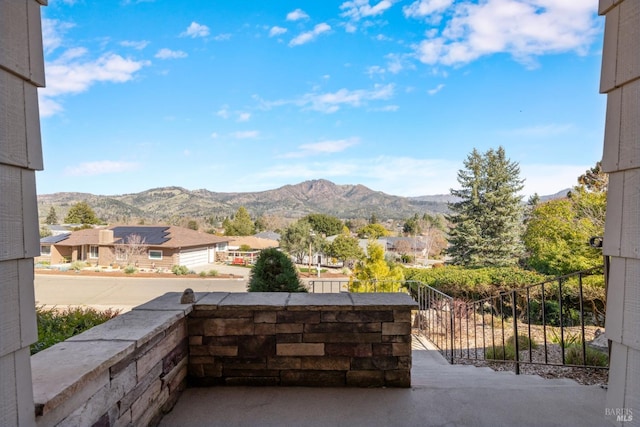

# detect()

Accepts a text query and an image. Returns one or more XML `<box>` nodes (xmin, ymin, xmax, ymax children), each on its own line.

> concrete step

<box><xmin>411</xmin><ymin>349</ymin><xmax>584</xmax><ymax>389</ymax></box>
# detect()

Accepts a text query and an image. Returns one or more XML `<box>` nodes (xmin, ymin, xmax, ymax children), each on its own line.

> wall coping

<box><xmin>193</xmin><ymin>292</ymin><xmax>418</xmax><ymax>312</ymax></box>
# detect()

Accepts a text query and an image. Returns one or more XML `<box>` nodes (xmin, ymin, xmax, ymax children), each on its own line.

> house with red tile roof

<box><xmin>38</xmin><ymin>226</ymin><xmax>230</xmax><ymax>270</ymax></box>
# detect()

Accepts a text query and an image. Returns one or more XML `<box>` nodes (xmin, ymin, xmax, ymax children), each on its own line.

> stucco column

<box><xmin>599</xmin><ymin>0</ymin><xmax>640</xmax><ymax>425</ymax></box>
<box><xmin>0</xmin><ymin>1</ymin><xmax>47</xmax><ymax>426</ymax></box>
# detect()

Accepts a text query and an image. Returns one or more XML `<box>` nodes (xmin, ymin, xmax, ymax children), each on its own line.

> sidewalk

<box><xmin>160</xmin><ymin>337</ymin><xmax>609</xmax><ymax>427</ymax></box>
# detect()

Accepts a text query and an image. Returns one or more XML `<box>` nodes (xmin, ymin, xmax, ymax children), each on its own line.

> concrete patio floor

<box><xmin>160</xmin><ymin>337</ymin><xmax>610</xmax><ymax>427</ymax></box>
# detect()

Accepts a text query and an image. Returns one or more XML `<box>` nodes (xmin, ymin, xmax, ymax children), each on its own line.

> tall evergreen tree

<box><xmin>247</xmin><ymin>248</ymin><xmax>306</xmax><ymax>292</ymax></box>
<box><xmin>64</xmin><ymin>201</ymin><xmax>100</xmax><ymax>225</ymax></box>
<box><xmin>223</xmin><ymin>206</ymin><xmax>255</xmax><ymax>236</ymax></box>
<box><xmin>45</xmin><ymin>206</ymin><xmax>58</xmax><ymax>224</ymax></box>
<box><xmin>447</xmin><ymin>147</ymin><xmax>524</xmax><ymax>267</ymax></box>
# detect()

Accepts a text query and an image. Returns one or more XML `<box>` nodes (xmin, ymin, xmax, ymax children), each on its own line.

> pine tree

<box><xmin>64</xmin><ymin>201</ymin><xmax>100</xmax><ymax>225</ymax></box>
<box><xmin>247</xmin><ymin>248</ymin><xmax>307</xmax><ymax>292</ymax></box>
<box><xmin>45</xmin><ymin>206</ymin><xmax>58</xmax><ymax>224</ymax></box>
<box><xmin>447</xmin><ymin>147</ymin><xmax>524</xmax><ymax>267</ymax></box>
<box><xmin>223</xmin><ymin>206</ymin><xmax>255</xmax><ymax>236</ymax></box>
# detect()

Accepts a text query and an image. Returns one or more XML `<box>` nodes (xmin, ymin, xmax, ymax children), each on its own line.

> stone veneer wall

<box><xmin>187</xmin><ymin>292</ymin><xmax>417</xmax><ymax>387</ymax></box>
<box><xmin>31</xmin><ymin>294</ymin><xmax>191</xmax><ymax>427</ymax></box>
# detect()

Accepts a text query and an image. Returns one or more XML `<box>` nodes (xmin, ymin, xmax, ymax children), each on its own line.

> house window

<box><xmin>40</xmin><ymin>245</ymin><xmax>51</xmax><ymax>256</ymax></box>
<box><xmin>89</xmin><ymin>245</ymin><xmax>99</xmax><ymax>259</ymax></box>
<box><xmin>149</xmin><ymin>250</ymin><xmax>163</xmax><ymax>260</ymax></box>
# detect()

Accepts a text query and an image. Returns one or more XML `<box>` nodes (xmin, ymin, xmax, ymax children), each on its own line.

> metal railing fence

<box><xmin>454</xmin><ymin>267</ymin><xmax>608</xmax><ymax>374</ymax></box>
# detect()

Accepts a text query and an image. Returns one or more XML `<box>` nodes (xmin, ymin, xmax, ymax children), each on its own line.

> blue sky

<box><xmin>38</xmin><ymin>0</ymin><xmax>605</xmax><ymax>198</ymax></box>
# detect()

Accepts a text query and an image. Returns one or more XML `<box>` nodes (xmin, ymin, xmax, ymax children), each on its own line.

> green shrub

<box><xmin>507</xmin><ymin>334</ymin><xmax>537</xmax><ymax>350</ymax></box>
<box><xmin>207</xmin><ymin>269</ymin><xmax>219</xmax><ymax>277</ymax></box>
<box><xmin>31</xmin><ymin>306</ymin><xmax>120</xmax><ymax>354</ymax></box>
<box><xmin>404</xmin><ymin>266</ymin><xmax>547</xmax><ymax>300</ymax></box>
<box><xmin>124</xmin><ymin>265</ymin><xmax>137</xmax><ymax>274</ymax></box>
<box><xmin>565</xmin><ymin>344</ymin><xmax>608</xmax><ymax>367</ymax></box>
<box><xmin>549</xmin><ymin>328</ymin><xmax>581</xmax><ymax>346</ymax></box>
<box><xmin>171</xmin><ymin>265</ymin><xmax>190</xmax><ymax>275</ymax></box>
<box><xmin>199</xmin><ymin>271</ymin><xmax>207</xmax><ymax>277</ymax></box>
<box><xmin>248</xmin><ymin>248</ymin><xmax>307</xmax><ymax>292</ymax></box>
<box><xmin>70</xmin><ymin>261</ymin><xmax>87</xmax><ymax>271</ymax></box>
<box><xmin>485</xmin><ymin>345</ymin><xmax>516</xmax><ymax>360</ymax></box>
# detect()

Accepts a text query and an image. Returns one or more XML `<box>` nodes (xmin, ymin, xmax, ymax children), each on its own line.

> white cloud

<box><xmin>154</xmin><ymin>48</ymin><xmax>188</xmax><ymax>59</ymax></box>
<box><xmin>181</xmin><ymin>22</ymin><xmax>210</xmax><ymax>38</ymax></box>
<box><xmin>216</xmin><ymin>106</ymin><xmax>230</xmax><ymax>119</ymax></box>
<box><xmin>231</xmin><ymin>130</ymin><xmax>260</xmax><ymax>139</ymax></box>
<box><xmin>412</xmin><ymin>0</ymin><xmax>601</xmax><ymax>67</ymax></box>
<box><xmin>289</xmin><ymin>23</ymin><xmax>331</xmax><ymax>47</ymax></box>
<box><xmin>65</xmin><ymin>160</ymin><xmax>140</xmax><ymax>176</ymax></box>
<box><xmin>403</xmin><ymin>0</ymin><xmax>453</xmax><ymax>19</ymax></box>
<box><xmin>120</xmin><ymin>40</ymin><xmax>150</xmax><ymax>50</ymax></box>
<box><xmin>39</xmin><ymin>47</ymin><xmax>149</xmax><ymax>117</ymax></box>
<box><xmin>283</xmin><ymin>137</ymin><xmax>360</xmax><ymax>158</ymax></box>
<box><xmin>42</xmin><ymin>19</ymin><xmax>74</xmax><ymax>54</ymax></box>
<box><xmin>371</xmin><ymin>104</ymin><xmax>399</xmax><ymax>111</ymax></box>
<box><xmin>213</xmin><ymin>33</ymin><xmax>232</xmax><ymax>41</ymax></box>
<box><xmin>286</xmin><ymin>8</ymin><xmax>309</xmax><ymax>21</ymax></box>
<box><xmin>269</xmin><ymin>26</ymin><xmax>288</xmax><ymax>37</ymax></box>
<box><xmin>427</xmin><ymin>83</ymin><xmax>445</xmax><ymax>95</ymax></box>
<box><xmin>340</xmin><ymin>0</ymin><xmax>395</xmax><ymax>21</ymax></box>
<box><xmin>259</xmin><ymin>84</ymin><xmax>395</xmax><ymax>114</ymax></box>
<box><xmin>237</xmin><ymin>112</ymin><xmax>251</xmax><ymax>122</ymax></box>
<box><xmin>302</xmin><ymin>83</ymin><xmax>395</xmax><ymax>113</ymax></box>
<box><xmin>210</xmin><ymin>132</ymin><xmax>219</xmax><ymax>139</ymax></box>
<box><xmin>366</xmin><ymin>65</ymin><xmax>386</xmax><ymax>78</ymax></box>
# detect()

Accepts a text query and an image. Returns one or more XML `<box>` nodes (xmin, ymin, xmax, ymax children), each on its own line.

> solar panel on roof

<box><xmin>40</xmin><ymin>233</ymin><xmax>71</xmax><ymax>244</ymax></box>
<box><xmin>112</xmin><ymin>226</ymin><xmax>170</xmax><ymax>245</ymax></box>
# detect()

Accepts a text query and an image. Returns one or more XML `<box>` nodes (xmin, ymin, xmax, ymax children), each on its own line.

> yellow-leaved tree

<box><xmin>350</xmin><ymin>242</ymin><xmax>404</xmax><ymax>292</ymax></box>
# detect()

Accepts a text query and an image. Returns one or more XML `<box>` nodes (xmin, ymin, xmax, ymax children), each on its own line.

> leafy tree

<box><xmin>187</xmin><ymin>220</ymin><xmax>198</xmax><ymax>230</ymax></box>
<box><xmin>356</xmin><ymin>223</ymin><xmax>389</xmax><ymax>239</ymax></box>
<box><xmin>64</xmin><ymin>201</ymin><xmax>101</xmax><ymax>225</ymax></box>
<box><xmin>223</xmin><ymin>206</ymin><xmax>255</xmax><ymax>236</ymax></box>
<box><xmin>345</xmin><ymin>218</ymin><xmax>368</xmax><ymax>233</ymax></box>
<box><xmin>524</xmin><ymin>164</ymin><xmax>606</xmax><ymax>276</ymax></box>
<box><xmin>350</xmin><ymin>242</ymin><xmax>404</xmax><ymax>292</ymax></box>
<box><xmin>247</xmin><ymin>248</ymin><xmax>307</xmax><ymax>292</ymax></box>
<box><xmin>45</xmin><ymin>206</ymin><xmax>58</xmax><ymax>225</ymax></box>
<box><xmin>40</xmin><ymin>226</ymin><xmax>52</xmax><ymax>238</ymax></box>
<box><xmin>254</xmin><ymin>214</ymin><xmax>288</xmax><ymax>233</ymax></box>
<box><xmin>328</xmin><ymin>233</ymin><xmax>364</xmax><ymax>267</ymax></box>
<box><xmin>403</xmin><ymin>214</ymin><xmax>422</xmax><ymax>235</ymax></box>
<box><xmin>280</xmin><ymin>220</ymin><xmax>314</xmax><ymax>264</ymax></box>
<box><xmin>447</xmin><ymin>147</ymin><xmax>524</xmax><ymax>267</ymax></box>
<box><xmin>369</xmin><ymin>213</ymin><xmax>378</xmax><ymax>224</ymax></box>
<box><xmin>303</xmin><ymin>213</ymin><xmax>343</xmax><ymax>236</ymax></box>
<box><xmin>578</xmin><ymin>161</ymin><xmax>608</xmax><ymax>192</ymax></box>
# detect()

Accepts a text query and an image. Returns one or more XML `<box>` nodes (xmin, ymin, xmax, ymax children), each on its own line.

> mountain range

<box><xmin>37</xmin><ymin>179</ymin><xmax>569</xmax><ymax>225</ymax></box>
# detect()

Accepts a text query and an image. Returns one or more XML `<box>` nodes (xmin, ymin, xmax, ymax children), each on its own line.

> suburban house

<box><xmin>37</xmin><ymin>225</ymin><xmax>230</xmax><ymax>270</ymax></box>
<box><xmin>226</xmin><ymin>235</ymin><xmax>279</xmax><ymax>265</ymax></box>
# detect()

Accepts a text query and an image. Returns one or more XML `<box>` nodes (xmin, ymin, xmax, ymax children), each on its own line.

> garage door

<box><xmin>178</xmin><ymin>248</ymin><xmax>209</xmax><ymax>268</ymax></box>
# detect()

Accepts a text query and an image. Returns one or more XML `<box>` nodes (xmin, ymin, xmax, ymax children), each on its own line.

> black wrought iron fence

<box><xmin>454</xmin><ymin>267</ymin><xmax>608</xmax><ymax>374</ymax></box>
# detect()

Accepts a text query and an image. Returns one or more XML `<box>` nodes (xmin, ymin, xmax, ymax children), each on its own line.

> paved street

<box><xmin>34</xmin><ymin>274</ymin><xmax>248</xmax><ymax>312</ymax></box>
